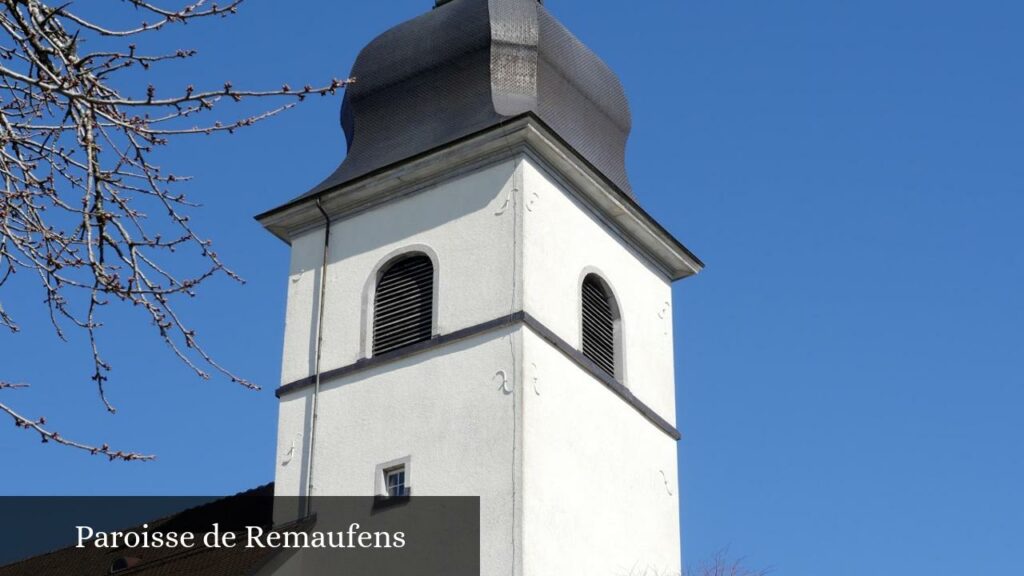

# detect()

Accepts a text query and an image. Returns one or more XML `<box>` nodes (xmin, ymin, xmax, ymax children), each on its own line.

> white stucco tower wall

<box><xmin>261</xmin><ymin>119</ymin><xmax>702</xmax><ymax>575</ymax></box>
<box><xmin>518</xmin><ymin>157</ymin><xmax>683</xmax><ymax>575</ymax></box>
<box><xmin>271</xmin><ymin>159</ymin><xmax>523</xmax><ymax>575</ymax></box>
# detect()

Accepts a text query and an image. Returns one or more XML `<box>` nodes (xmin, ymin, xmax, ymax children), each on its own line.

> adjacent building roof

<box><xmin>297</xmin><ymin>0</ymin><xmax>635</xmax><ymax>201</ymax></box>
<box><xmin>0</xmin><ymin>485</ymin><xmax>280</xmax><ymax>576</ymax></box>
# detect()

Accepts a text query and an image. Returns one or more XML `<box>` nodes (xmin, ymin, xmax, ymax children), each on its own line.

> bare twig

<box><xmin>1</xmin><ymin>383</ymin><xmax>154</xmax><ymax>460</ymax></box>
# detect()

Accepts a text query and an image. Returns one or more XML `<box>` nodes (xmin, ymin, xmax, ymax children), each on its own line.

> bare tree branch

<box><xmin>683</xmin><ymin>549</ymin><xmax>771</xmax><ymax>576</ymax></box>
<box><xmin>0</xmin><ymin>0</ymin><xmax>352</xmax><ymax>458</ymax></box>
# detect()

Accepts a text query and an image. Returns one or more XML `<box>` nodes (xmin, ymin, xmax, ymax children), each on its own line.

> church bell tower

<box><xmin>257</xmin><ymin>0</ymin><xmax>703</xmax><ymax>574</ymax></box>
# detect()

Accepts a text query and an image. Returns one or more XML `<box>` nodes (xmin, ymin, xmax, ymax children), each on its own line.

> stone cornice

<box><xmin>256</xmin><ymin>114</ymin><xmax>703</xmax><ymax>281</ymax></box>
<box><xmin>275</xmin><ymin>311</ymin><xmax>681</xmax><ymax>441</ymax></box>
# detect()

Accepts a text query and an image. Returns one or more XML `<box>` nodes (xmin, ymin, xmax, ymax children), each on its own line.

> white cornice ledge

<box><xmin>256</xmin><ymin>115</ymin><xmax>703</xmax><ymax>281</ymax></box>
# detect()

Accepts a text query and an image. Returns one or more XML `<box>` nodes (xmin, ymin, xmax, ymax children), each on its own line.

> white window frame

<box><xmin>360</xmin><ymin>245</ymin><xmax>441</xmax><ymax>359</ymax></box>
<box><xmin>375</xmin><ymin>456</ymin><xmax>412</xmax><ymax>498</ymax></box>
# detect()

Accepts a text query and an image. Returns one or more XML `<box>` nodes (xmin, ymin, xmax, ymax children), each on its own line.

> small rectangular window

<box><xmin>374</xmin><ymin>456</ymin><xmax>412</xmax><ymax>505</ymax></box>
<box><xmin>385</xmin><ymin>466</ymin><xmax>408</xmax><ymax>498</ymax></box>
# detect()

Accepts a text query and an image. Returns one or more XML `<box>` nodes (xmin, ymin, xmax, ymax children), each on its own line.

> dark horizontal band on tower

<box><xmin>275</xmin><ymin>311</ymin><xmax>681</xmax><ymax>441</ymax></box>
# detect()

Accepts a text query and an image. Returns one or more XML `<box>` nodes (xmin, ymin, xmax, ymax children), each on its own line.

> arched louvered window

<box><xmin>373</xmin><ymin>254</ymin><xmax>434</xmax><ymax>355</ymax></box>
<box><xmin>581</xmin><ymin>274</ymin><xmax>619</xmax><ymax>378</ymax></box>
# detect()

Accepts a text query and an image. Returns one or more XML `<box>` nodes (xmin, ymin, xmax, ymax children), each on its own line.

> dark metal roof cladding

<box><xmin>298</xmin><ymin>0</ymin><xmax>635</xmax><ymax>200</ymax></box>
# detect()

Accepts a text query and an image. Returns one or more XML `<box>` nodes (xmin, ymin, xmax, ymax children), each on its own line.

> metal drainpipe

<box><xmin>305</xmin><ymin>198</ymin><xmax>331</xmax><ymax>518</ymax></box>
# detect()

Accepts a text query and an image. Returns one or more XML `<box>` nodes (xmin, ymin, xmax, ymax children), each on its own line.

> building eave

<box><xmin>255</xmin><ymin>113</ymin><xmax>704</xmax><ymax>281</ymax></box>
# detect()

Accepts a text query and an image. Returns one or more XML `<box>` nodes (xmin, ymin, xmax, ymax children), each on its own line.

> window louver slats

<box><xmin>373</xmin><ymin>256</ymin><xmax>434</xmax><ymax>355</ymax></box>
<box><xmin>582</xmin><ymin>277</ymin><xmax>616</xmax><ymax>377</ymax></box>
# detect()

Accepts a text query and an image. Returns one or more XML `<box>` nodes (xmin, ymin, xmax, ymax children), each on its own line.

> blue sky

<box><xmin>2</xmin><ymin>1</ymin><xmax>1022</xmax><ymax>574</ymax></box>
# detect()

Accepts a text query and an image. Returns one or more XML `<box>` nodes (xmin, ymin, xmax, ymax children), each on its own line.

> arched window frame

<box><xmin>362</xmin><ymin>247</ymin><xmax>440</xmax><ymax>358</ymax></box>
<box><xmin>579</xmin><ymin>270</ymin><xmax>625</xmax><ymax>383</ymax></box>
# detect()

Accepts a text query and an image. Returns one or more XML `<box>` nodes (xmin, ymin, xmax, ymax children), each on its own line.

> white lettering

<box><xmin>246</xmin><ymin>525</ymin><xmax>266</xmax><ymax>548</ymax></box>
<box><xmin>76</xmin><ymin>526</ymin><xmax>94</xmax><ymax>548</ymax></box>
